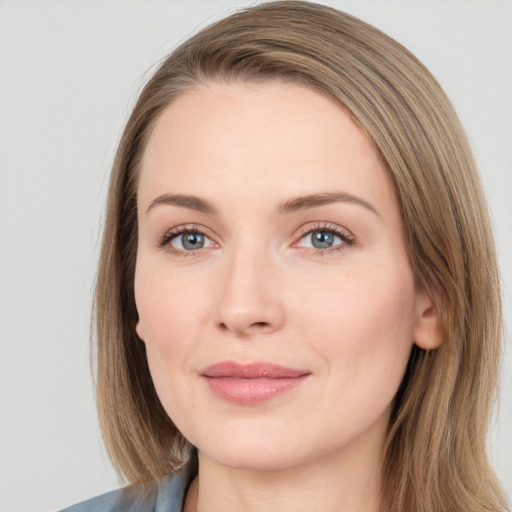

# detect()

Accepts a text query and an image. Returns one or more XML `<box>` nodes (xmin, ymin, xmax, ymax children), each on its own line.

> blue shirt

<box><xmin>59</xmin><ymin>469</ymin><xmax>190</xmax><ymax>512</ymax></box>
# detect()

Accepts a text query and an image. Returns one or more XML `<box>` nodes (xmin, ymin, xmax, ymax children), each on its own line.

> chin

<box><xmin>201</xmin><ymin>446</ymin><xmax>302</xmax><ymax>473</ymax></box>
<box><xmin>193</xmin><ymin>424</ymin><xmax>308</xmax><ymax>472</ymax></box>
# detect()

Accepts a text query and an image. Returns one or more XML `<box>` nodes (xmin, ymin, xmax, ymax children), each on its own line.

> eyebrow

<box><xmin>146</xmin><ymin>191</ymin><xmax>380</xmax><ymax>217</ymax></box>
<box><xmin>278</xmin><ymin>192</ymin><xmax>380</xmax><ymax>217</ymax></box>
<box><xmin>146</xmin><ymin>194</ymin><xmax>216</xmax><ymax>215</ymax></box>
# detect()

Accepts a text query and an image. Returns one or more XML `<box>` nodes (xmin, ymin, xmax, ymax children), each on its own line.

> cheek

<box><xmin>135</xmin><ymin>256</ymin><xmax>211</xmax><ymax>344</ymax></box>
<box><xmin>293</xmin><ymin>266</ymin><xmax>416</xmax><ymax>446</ymax></box>
<box><xmin>297</xmin><ymin>262</ymin><xmax>416</xmax><ymax>391</ymax></box>
<box><xmin>134</xmin><ymin>259</ymin><xmax>211</xmax><ymax>409</ymax></box>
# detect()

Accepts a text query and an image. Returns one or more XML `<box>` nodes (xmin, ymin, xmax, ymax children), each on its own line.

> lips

<box><xmin>200</xmin><ymin>361</ymin><xmax>311</xmax><ymax>405</ymax></box>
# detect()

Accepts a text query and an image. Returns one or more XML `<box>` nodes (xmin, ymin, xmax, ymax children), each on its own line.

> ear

<box><xmin>413</xmin><ymin>289</ymin><xmax>444</xmax><ymax>350</ymax></box>
<box><xmin>135</xmin><ymin>320</ymin><xmax>145</xmax><ymax>342</ymax></box>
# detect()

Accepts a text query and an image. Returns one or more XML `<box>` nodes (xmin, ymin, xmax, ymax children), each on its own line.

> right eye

<box><xmin>158</xmin><ymin>226</ymin><xmax>217</xmax><ymax>256</ymax></box>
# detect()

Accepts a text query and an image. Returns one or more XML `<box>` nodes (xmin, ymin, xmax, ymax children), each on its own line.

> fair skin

<box><xmin>134</xmin><ymin>81</ymin><xmax>442</xmax><ymax>512</ymax></box>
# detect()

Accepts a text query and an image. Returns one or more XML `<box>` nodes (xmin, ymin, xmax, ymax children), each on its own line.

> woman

<box><xmin>61</xmin><ymin>1</ymin><xmax>508</xmax><ymax>511</ymax></box>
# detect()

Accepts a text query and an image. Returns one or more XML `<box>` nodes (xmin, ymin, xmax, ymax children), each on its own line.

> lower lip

<box><xmin>204</xmin><ymin>376</ymin><xmax>309</xmax><ymax>405</ymax></box>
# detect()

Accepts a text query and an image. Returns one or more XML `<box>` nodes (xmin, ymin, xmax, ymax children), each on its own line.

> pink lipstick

<box><xmin>200</xmin><ymin>361</ymin><xmax>310</xmax><ymax>405</ymax></box>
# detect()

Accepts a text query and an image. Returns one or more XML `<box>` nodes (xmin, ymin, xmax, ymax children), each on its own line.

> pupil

<box><xmin>183</xmin><ymin>233</ymin><xmax>204</xmax><ymax>250</ymax></box>
<box><xmin>311</xmin><ymin>231</ymin><xmax>333</xmax><ymax>249</ymax></box>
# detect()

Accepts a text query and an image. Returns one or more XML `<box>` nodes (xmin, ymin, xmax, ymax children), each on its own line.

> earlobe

<box><xmin>135</xmin><ymin>320</ymin><xmax>145</xmax><ymax>342</ymax></box>
<box><xmin>413</xmin><ymin>290</ymin><xmax>444</xmax><ymax>350</ymax></box>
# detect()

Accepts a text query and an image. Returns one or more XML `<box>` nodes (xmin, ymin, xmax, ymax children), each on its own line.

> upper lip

<box><xmin>201</xmin><ymin>361</ymin><xmax>310</xmax><ymax>379</ymax></box>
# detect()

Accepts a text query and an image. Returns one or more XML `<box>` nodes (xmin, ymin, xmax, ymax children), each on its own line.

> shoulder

<box><xmin>57</xmin><ymin>482</ymin><xmax>156</xmax><ymax>512</ymax></box>
<box><xmin>58</xmin><ymin>470</ymin><xmax>189</xmax><ymax>512</ymax></box>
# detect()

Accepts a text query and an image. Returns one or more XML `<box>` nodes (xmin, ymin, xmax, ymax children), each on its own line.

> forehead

<box><xmin>138</xmin><ymin>81</ymin><xmax>396</xmax><ymax>216</ymax></box>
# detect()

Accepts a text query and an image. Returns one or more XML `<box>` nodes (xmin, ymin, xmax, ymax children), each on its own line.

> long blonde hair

<box><xmin>94</xmin><ymin>2</ymin><xmax>507</xmax><ymax>510</ymax></box>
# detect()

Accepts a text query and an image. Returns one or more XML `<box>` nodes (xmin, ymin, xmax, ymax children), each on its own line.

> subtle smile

<box><xmin>200</xmin><ymin>361</ymin><xmax>311</xmax><ymax>405</ymax></box>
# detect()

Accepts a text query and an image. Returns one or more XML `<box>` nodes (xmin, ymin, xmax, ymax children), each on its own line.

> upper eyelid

<box><xmin>161</xmin><ymin>221</ymin><xmax>351</xmax><ymax>238</ymax></box>
<box><xmin>163</xmin><ymin>224</ymin><xmax>212</xmax><ymax>238</ymax></box>
<box><xmin>295</xmin><ymin>222</ymin><xmax>355</xmax><ymax>240</ymax></box>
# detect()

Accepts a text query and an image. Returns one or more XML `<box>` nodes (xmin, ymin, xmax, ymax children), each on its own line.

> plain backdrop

<box><xmin>0</xmin><ymin>1</ymin><xmax>510</xmax><ymax>511</ymax></box>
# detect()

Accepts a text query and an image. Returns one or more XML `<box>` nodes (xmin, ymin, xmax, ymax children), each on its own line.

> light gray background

<box><xmin>0</xmin><ymin>1</ymin><xmax>510</xmax><ymax>511</ymax></box>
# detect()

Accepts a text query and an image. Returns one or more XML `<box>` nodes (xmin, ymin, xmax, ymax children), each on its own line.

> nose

<box><xmin>213</xmin><ymin>244</ymin><xmax>285</xmax><ymax>337</ymax></box>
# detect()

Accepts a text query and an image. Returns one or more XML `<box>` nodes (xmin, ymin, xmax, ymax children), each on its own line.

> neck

<box><xmin>184</xmin><ymin>422</ymin><xmax>386</xmax><ymax>512</ymax></box>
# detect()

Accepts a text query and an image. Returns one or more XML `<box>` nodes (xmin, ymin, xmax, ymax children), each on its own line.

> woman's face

<box><xmin>135</xmin><ymin>81</ymin><xmax>439</xmax><ymax>473</ymax></box>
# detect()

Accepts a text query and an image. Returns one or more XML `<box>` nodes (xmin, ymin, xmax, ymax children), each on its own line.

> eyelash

<box><xmin>157</xmin><ymin>222</ymin><xmax>355</xmax><ymax>257</ymax></box>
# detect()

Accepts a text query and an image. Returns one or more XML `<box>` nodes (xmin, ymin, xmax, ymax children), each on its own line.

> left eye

<box><xmin>298</xmin><ymin>230</ymin><xmax>344</xmax><ymax>250</ymax></box>
<box><xmin>170</xmin><ymin>232</ymin><xmax>215</xmax><ymax>251</ymax></box>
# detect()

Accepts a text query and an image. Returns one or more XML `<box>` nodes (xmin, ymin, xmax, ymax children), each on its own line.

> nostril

<box><xmin>218</xmin><ymin>320</ymin><xmax>271</xmax><ymax>335</ymax></box>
